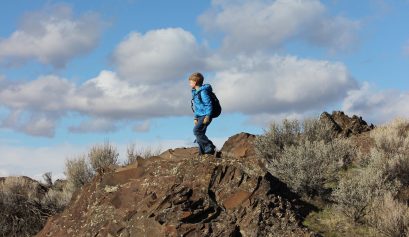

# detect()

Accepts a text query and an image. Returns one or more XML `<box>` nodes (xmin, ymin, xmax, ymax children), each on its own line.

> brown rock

<box><xmin>320</xmin><ymin>111</ymin><xmax>374</xmax><ymax>137</ymax></box>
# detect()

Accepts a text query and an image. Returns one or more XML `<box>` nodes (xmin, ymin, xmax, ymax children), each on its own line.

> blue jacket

<box><xmin>192</xmin><ymin>84</ymin><xmax>213</xmax><ymax>118</ymax></box>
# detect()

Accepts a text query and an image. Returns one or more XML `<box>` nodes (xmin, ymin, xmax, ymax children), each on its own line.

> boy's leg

<box><xmin>193</xmin><ymin>116</ymin><xmax>215</xmax><ymax>154</ymax></box>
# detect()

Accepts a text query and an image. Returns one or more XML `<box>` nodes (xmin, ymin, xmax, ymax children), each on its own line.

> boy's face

<box><xmin>189</xmin><ymin>80</ymin><xmax>196</xmax><ymax>89</ymax></box>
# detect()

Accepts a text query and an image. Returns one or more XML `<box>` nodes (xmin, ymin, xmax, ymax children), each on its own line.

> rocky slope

<box><xmin>37</xmin><ymin>133</ymin><xmax>318</xmax><ymax>237</ymax></box>
<box><xmin>320</xmin><ymin>111</ymin><xmax>374</xmax><ymax>137</ymax></box>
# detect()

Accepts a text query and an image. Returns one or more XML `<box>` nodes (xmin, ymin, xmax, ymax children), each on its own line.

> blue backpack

<box><xmin>191</xmin><ymin>90</ymin><xmax>222</xmax><ymax>118</ymax></box>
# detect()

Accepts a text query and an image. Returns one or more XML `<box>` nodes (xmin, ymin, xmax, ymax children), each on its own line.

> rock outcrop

<box><xmin>37</xmin><ymin>133</ymin><xmax>318</xmax><ymax>237</ymax></box>
<box><xmin>320</xmin><ymin>111</ymin><xmax>374</xmax><ymax>137</ymax></box>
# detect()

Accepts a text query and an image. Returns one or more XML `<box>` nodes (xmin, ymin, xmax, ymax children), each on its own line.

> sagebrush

<box><xmin>88</xmin><ymin>141</ymin><xmax>119</xmax><ymax>172</ymax></box>
<box><xmin>255</xmin><ymin>118</ymin><xmax>353</xmax><ymax>197</ymax></box>
<box><xmin>125</xmin><ymin>143</ymin><xmax>162</xmax><ymax>165</ymax></box>
<box><xmin>333</xmin><ymin>118</ymin><xmax>409</xmax><ymax>231</ymax></box>
<box><xmin>0</xmin><ymin>176</ymin><xmax>71</xmax><ymax>237</ymax></box>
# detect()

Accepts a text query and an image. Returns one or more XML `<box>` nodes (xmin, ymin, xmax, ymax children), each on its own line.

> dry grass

<box><xmin>304</xmin><ymin>206</ymin><xmax>381</xmax><ymax>237</ymax></box>
<box><xmin>125</xmin><ymin>143</ymin><xmax>162</xmax><ymax>165</ymax></box>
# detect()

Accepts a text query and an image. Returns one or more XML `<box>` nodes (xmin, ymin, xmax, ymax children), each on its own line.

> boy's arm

<box><xmin>200</xmin><ymin>90</ymin><xmax>213</xmax><ymax>117</ymax></box>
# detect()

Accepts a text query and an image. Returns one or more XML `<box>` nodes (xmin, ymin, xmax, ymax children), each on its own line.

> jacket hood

<box><xmin>193</xmin><ymin>84</ymin><xmax>213</xmax><ymax>93</ymax></box>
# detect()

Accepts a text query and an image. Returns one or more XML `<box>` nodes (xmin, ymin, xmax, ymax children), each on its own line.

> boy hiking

<box><xmin>189</xmin><ymin>72</ymin><xmax>220</xmax><ymax>156</ymax></box>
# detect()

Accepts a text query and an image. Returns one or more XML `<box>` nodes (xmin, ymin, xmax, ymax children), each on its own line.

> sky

<box><xmin>1</xmin><ymin>0</ymin><xmax>409</xmax><ymax>179</ymax></box>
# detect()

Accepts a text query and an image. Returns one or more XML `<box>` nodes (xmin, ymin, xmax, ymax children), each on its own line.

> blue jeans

<box><xmin>193</xmin><ymin>116</ymin><xmax>215</xmax><ymax>154</ymax></box>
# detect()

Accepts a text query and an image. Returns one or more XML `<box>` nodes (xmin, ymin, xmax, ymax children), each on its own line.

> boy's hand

<box><xmin>203</xmin><ymin>116</ymin><xmax>210</xmax><ymax>124</ymax></box>
<box><xmin>194</xmin><ymin>119</ymin><xmax>198</xmax><ymax>126</ymax></box>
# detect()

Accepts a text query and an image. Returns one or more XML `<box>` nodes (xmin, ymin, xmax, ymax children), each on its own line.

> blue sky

<box><xmin>1</xmin><ymin>0</ymin><xmax>409</xmax><ymax>179</ymax></box>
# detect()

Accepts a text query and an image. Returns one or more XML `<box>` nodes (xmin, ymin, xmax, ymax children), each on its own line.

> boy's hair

<box><xmin>189</xmin><ymin>72</ymin><xmax>204</xmax><ymax>86</ymax></box>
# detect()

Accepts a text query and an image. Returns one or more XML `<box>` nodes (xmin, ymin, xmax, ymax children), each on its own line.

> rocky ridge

<box><xmin>37</xmin><ymin>133</ymin><xmax>318</xmax><ymax>237</ymax></box>
<box><xmin>320</xmin><ymin>111</ymin><xmax>374</xmax><ymax>137</ymax></box>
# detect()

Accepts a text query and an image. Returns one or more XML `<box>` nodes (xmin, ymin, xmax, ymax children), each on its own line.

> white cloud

<box><xmin>211</xmin><ymin>54</ymin><xmax>357</xmax><ymax>115</ymax></box>
<box><xmin>0</xmin><ymin>75</ymin><xmax>74</xmax><ymax>136</ymax></box>
<box><xmin>244</xmin><ymin>111</ymin><xmax>318</xmax><ymax>128</ymax></box>
<box><xmin>113</xmin><ymin>28</ymin><xmax>207</xmax><ymax>84</ymax></box>
<box><xmin>342</xmin><ymin>82</ymin><xmax>409</xmax><ymax>124</ymax></box>
<box><xmin>0</xmin><ymin>70</ymin><xmax>191</xmax><ymax>136</ymax></box>
<box><xmin>74</xmin><ymin>70</ymin><xmax>191</xmax><ymax>119</ymax></box>
<box><xmin>199</xmin><ymin>0</ymin><xmax>360</xmax><ymax>53</ymax></box>
<box><xmin>0</xmin><ymin>75</ymin><xmax>74</xmax><ymax>111</ymax></box>
<box><xmin>0</xmin><ymin>5</ymin><xmax>103</xmax><ymax>67</ymax></box>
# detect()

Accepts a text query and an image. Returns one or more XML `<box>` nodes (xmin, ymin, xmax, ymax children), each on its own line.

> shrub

<box><xmin>273</xmin><ymin>139</ymin><xmax>352</xmax><ymax>196</ymax></box>
<box><xmin>0</xmin><ymin>176</ymin><xmax>69</xmax><ymax>237</ymax></box>
<box><xmin>41</xmin><ymin>188</ymin><xmax>72</xmax><ymax>213</ymax></box>
<box><xmin>88</xmin><ymin>141</ymin><xmax>119</xmax><ymax>172</ymax></box>
<box><xmin>368</xmin><ymin>193</ymin><xmax>409</xmax><ymax>237</ymax></box>
<box><xmin>333</xmin><ymin>150</ymin><xmax>401</xmax><ymax>223</ymax></box>
<box><xmin>255</xmin><ymin>118</ymin><xmax>353</xmax><ymax>197</ymax></box>
<box><xmin>302</xmin><ymin>118</ymin><xmax>335</xmax><ymax>143</ymax></box>
<box><xmin>65</xmin><ymin>155</ymin><xmax>93</xmax><ymax>190</ymax></box>
<box><xmin>333</xmin><ymin>171</ymin><xmax>376</xmax><ymax>223</ymax></box>
<box><xmin>254</xmin><ymin>119</ymin><xmax>301</xmax><ymax>162</ymax></box>
<box><xmin>370</xmin><ymin>118</ymin><xmax>409</xmax><ymax>157</ymax></box>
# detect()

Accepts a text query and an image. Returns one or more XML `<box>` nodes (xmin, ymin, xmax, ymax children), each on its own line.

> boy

<box><xmin>189</xmin><ymin>72</ymin><xmax>216</xmax><ymax>155</ymax></box>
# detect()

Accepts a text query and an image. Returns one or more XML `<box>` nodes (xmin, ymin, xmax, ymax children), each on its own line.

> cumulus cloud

<box><xmin>75</xmin><ymin>70</ymin><xmax>191</xmax><ymax>119</ymax></box>
<box><xmin>0</xmin><ymin>75</ymin><xmax>75</xmax><ymax>111</ymax></box>
<box><xmin>211</xmin><ymin>55</ymin><xmax>357</xmax><ymax>115</ymax></box>
<box><xmin>112</xmin><ymin>28</ymin><xmax>208</xmax><ymax>84</ymax></box>
<box><xmin>0</xmin><ymin>70</ymin><xmax>191</xmax><ymax>136</ymax></box>
<box><xmin>0</xmin><ymin>75</ymin><xmax>74</xmax><ymax>136</ymax></box>
<box><xmin>0</xmin><ymin>22</ymin><xmax>361</xmax><ymax>137</ymax></box>
<box><xmin>342</xmin><ymin>82</ymin><xmax>409</xmax><ymax>124</ymax></box>
<box><xmin>0</xmin><ymin>5</ymin><xmax>104</xmax><ymax>67</ymax></box>
<box><xmin>199</xmin><ymin>0</ymin><xmax>360</xmax><ymax>53</ymax></box>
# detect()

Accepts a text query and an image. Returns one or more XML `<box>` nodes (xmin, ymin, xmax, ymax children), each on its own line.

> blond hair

<box><xmin>188</xmin><ymin>72</ymin><xmax>204</xmax><ymax>86</ymax></box>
